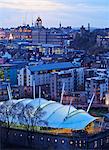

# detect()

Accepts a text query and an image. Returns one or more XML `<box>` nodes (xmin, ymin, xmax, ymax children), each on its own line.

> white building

<box><xmin>18</xmin><ymin>67</ymin><xmax>33</xmax><ymax>87</ymax></box>
<box><xmin>50</xmin><ymin>68</ymin><xmax>85</xmax><ymax>99</ymax></box>
<box><xmin>85</xmin><ymin>77</ymin><xmax>108</xmax><ymax>104</ymax></box>
<box><xmin>17</xmin><ymin>62</ymin><xmax>81</xmax><ymax>98</ymax></box>
<box><xmin>18</xmin><ymin>68</ymin><xmax>24</xmax><ymax>86</ymax></box>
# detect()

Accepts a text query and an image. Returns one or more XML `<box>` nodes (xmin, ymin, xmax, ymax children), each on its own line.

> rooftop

<box><xmin>29</xmin><ymin>62</ymin><xmax>80</xmax><ymax>72</ymax></box>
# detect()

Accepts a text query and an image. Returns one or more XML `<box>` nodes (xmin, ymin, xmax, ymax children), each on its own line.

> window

<box><xmin>83</xmin><ymin>140</ymin><xmax>86</xmax><ymax>146</ymax></box>
<box><xmin>94</xmin><ymin>141</ymin><xmax>97</xmax><ymax>148</ymax></box>
<box><xmin>54</xmin><ymin>139</ymin><xmax>58</xmax><ymax>143</ymax></box>
<box><xmin>106</xmin><ymin>137</ymin><xmax>109</xmax><ymax>143</ymax></box>
<box><xmin>101</xmin><ymin>139</ymin><xmax>103</xmax><ymax>145</ymax></box>
<box><xmin>41</xmin><ymin>137</ymin><xmax>44</xmax><ymax>141</ymax></box>
<box><xmin>79</xmin><ymin>141</ymin><xmax>82</xmax><ymax>147</ymax></box>
<box><xmin>70</xmin><ymin>141</ymin><xmax>73</xmax><ymax>145</ymax></box>
<box><xmin>14</xmin><ymin>133</ymin><xmax>16</xmax><ymax>136</ymax></box>
<box><xmin>75</xmin><ymin>140</ymin><xmax>78</xmax><ymax>147</ymax></box>
<box><xmin>61</xmin><ymin>140</ymin><xmax>65</xmax><ymax>144</ymax></box>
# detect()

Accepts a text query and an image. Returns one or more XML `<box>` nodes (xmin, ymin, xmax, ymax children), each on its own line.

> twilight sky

<box><xmin>0</xmin><ymin>0</ymin><xmax>109</xmax><ymax>28</ymax></box>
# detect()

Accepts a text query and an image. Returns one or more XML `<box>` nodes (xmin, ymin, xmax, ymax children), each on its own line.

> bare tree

<box><xmin>18</xmin><ymin>105</ymin><xmax>48</xmax><ymax>132</ymax></box>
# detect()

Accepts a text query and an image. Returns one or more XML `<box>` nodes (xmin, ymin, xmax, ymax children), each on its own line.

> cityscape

<box><xmin>0</xmin><ymin>0</ymin><xmax>109</xmax><ymax>150</ymax></box>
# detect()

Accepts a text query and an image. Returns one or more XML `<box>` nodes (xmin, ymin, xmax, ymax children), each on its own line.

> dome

<box><xmin>37</xmin><ymin>17</ymin><xmax>42</xmax><ymax>22</ymax></box>
<box><xmin>0</xmin><ymin>98</ymin><xmax>96</xmax><ymax>130</ymax></box>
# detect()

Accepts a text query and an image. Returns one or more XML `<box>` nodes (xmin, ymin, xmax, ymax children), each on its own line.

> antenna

<box><xmin>66</xmin><ymin>99</ymin><xmax>73</xmax><ymax>119</ymax></box>
<box><xmin>67</xmin><ymin>99</ymin><xmax>73</xmax><ymax>115</ymax></box>
<box><xmin>39</xmin><ymin>86</ymin><xmax>41</xmax><ymax>107</ymax></box>
<box><xmin>39</xmin><ymin>86</ymin><xmax>41</xmax><ymax>98</ymax></box>
<box><xmin>7</xmin><ymin>83</ymin><xmax>12</xmax><ymax>101</ymax></box>
<box><xmin>60</xmin><ymin>82</ymin><xmax>65</xmax><ymax>104</ymax></box>
<box><xmin>32</xmin><ymin>16</ymin><xmax>34</xmax><ymax>27</ymax></box>
<box><xmin>33</xmin><ymin>80</ymin><xmax>36</xmax><ymax>100</ymax></box>
<box><xmin>87</xmin><ymin>93</ymin><xmax>95</xmax><ymax>112</ymax></box>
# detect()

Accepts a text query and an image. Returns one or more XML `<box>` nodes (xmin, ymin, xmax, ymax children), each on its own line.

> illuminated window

<box><xmin>54</xmin><ymin>139</ymin><xmax>58</xmax><ymax>143</ymax></box>
<box><xmin>106</xmin><ymin>137</ymin><xmax>109</xmax><ymax>143</ymax></box>
<box><xmin>83</xmin><ymin>140</ymin><xmax>86</xmax><ymax>144</ymax></box>
<box><xmin>70</xmin><ymin>141</ymin><xmax>73</xmax><ymax>145</ymax></box>
<box><xmin>94</xmin><ymin>141</ymin><xmax>97</xmax><ymax>148</ymax></box>
<box><xmin>75</xmin><ymin>141</ymin><xmax>78</xmax><ymax>147</ymax></box>
<box><xmin>100</xmin><ymin>139</ymin><xmax>103</xmax><ymax>145</ymax></box>
<box><xmin>61</xmin><ymin>140</ymin><xmax>65</xmax><ymax>144</ymax></box>
<box><xmin>41</xmin><ymin>137</ymin><xmax>44</xmax><ymax>141</ymax></box>
<box><xmin>79</xmin><ymin>141</ymin><xmax>82</xmax><ymax>147</ymax></box>
<box><xmin>4</xmin><ymin>91</ymin><xmax>7</xmax><ymax>95</ymax></box>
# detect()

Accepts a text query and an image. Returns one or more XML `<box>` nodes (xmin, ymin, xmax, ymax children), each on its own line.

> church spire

<box><xmin>59</xmin><ymin>22</ymin><xmax>62</xmax><ymax>28</ymax></box>
<box><xmin>88</xmin><ymin>23</ymin><xmax>90</xmax><ymax>32</ymax></box>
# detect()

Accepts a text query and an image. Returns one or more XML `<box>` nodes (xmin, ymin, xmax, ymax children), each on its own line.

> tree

<box><xmin>18</xmin><ymin>105</ymin><xmax>48</xmax><ymax>132</ymax></box>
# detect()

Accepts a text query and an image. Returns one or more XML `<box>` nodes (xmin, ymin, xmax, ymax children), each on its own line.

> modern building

<box><xmin>0</xmin><ymin>61</ymin><xmax>28</xmax><ymax>85</ymax></box>
<box><xmin>0</xmin><ymin>64</ymin><xmax>18</xmax><ymax>85</ymax></box>
<box><xmin>0</xmin><ymin>83</ymin><xmax>20</xmax><ymax>101</ymax></box>
<box><xmin>85</xmin><ymin>77</ymin><xmax>108</xmax><ymax>104</ymax></box>
<box><xmin>85</xmin><ymin>68</ymin><xmax>96</xmax><ymax>78</ymax></box>
<box><xmin>17</xmin><ymin>62</ymin><xmax>81</xmax><ymax>98</ymax></box>
<box><xmin>50</xmin><ymin>68</ymin><xmax>84</xmax><ymax>100</ymax></box>
<box><xmin>0</xmin><ymin>98</ymin><xmax>109</xmax><ymax>149</ymax></box>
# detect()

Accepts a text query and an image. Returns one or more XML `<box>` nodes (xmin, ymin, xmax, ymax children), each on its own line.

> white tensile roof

<box><xmin>0</xmin><ymin>98</ymin><xmax>96</xmax><ymax>130</ymax></box>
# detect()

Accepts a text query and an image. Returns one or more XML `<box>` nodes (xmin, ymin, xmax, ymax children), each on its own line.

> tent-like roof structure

<box><xmin>0</xmin><ymin>98</ymin><xmax>96</xmax><ymax>130</ymax></box>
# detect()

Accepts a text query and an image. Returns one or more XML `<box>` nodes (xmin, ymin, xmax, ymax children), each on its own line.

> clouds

<box><xmin>0</xmin><ymin>0</ymin><xmax>68</xmax><ymax>11</ymax></box>
<box><xmin>0</xmin><ymin>0</ymin><xmax>108</xmax><ymax>28</ymax></box>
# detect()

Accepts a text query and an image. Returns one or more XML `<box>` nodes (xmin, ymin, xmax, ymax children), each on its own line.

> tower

<box><xmin>59</xmin><ymin>22</ymin><xmax>62</xmax><ymax>28</ymax></box>
<box><xmin>35</xmin><ymin>17</ymin><xmax>42</xmax><ymax>28</ymax></box>
<box><xmin>32</xmin><ymin>18</ymin><xmax>34</xmax><ymax>27</ymax></box>
<box><xmin>88</xmin><ymin>23</ymin><xmax>90</xmax><ymax>32</ymax></box>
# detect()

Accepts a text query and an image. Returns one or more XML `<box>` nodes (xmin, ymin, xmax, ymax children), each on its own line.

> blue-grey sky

<box><xmin>0</xmin><ymin>0</ymin><xmax>109</xmax><ymax>28</ymax></box>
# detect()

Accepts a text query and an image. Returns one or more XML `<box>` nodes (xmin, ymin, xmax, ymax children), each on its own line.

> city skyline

<box><xmin>0</xmin><ymin>0</ymin><xmax>109</xmax><ymax>28</ymax></box>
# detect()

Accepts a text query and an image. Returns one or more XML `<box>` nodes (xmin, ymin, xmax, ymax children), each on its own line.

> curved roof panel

<box><xmin>0</xmin><ymin>98</ymin><xmax>96</xmax><ymax>130</ymax></box>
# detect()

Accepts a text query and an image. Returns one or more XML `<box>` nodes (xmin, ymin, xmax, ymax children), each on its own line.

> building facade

<box><xmin>17</xmin><ymin>62</ymin><xmax>81</xmax><ymax>99</ymax></box>
<box><xmin>32</xmin><ymin>17</ymin><xmax>68</xmax><ymax>45</ymax></box>
<box><xmin>85</xmin><ymin>77</ymin><xmax>108</xmax><ymax>104</ymax></box>
<box><xmin>50</xmin><ymin>68</ymin><xmax>84</xmax><ymax>100</ymax></box>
